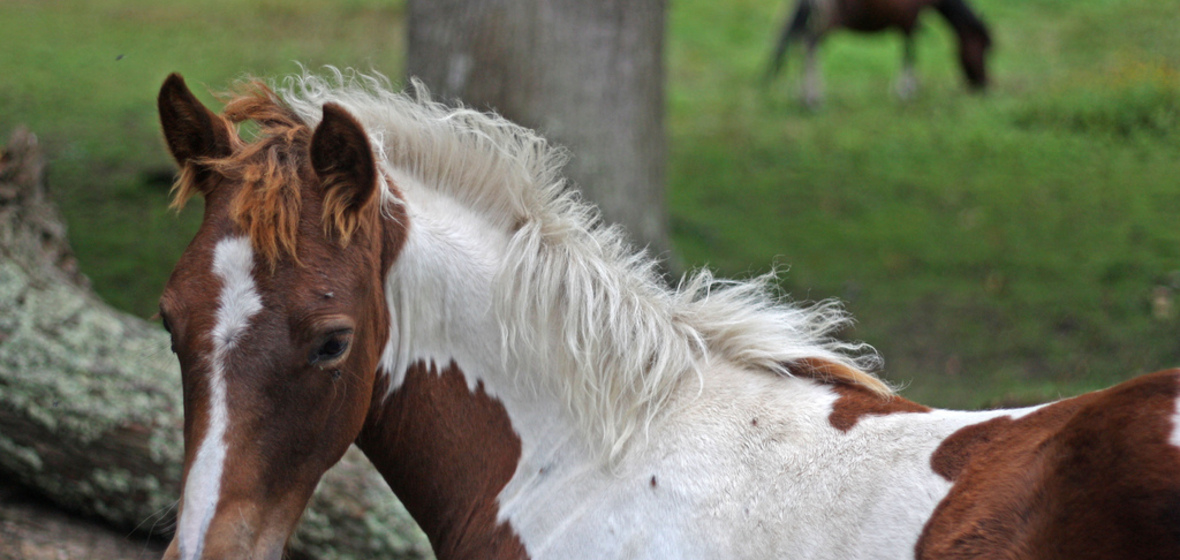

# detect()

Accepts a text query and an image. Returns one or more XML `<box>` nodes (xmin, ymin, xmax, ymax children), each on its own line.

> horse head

<box><xmin>156</xmin><ymin>73</ymin><xmax>404</xmax><ymax>560</ymax></box>
<box><xmin>958</xmin><ymin>25</ymin><xmax>991</xmax><ymax>90</ymax></box>
<box><xmin>938</xmin><ymin>0</ymin><xmax>993</xmax><ymax>90</ymax></box>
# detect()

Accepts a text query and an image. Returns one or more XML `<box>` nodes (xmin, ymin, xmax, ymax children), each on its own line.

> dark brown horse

<box><xmin>767</xmin><ymin>0</ymin><xmax>992</xmax><ymax>106</ymax></box>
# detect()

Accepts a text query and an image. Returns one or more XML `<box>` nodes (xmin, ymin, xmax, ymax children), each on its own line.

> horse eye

<box><xmin>309</xmin><ymin>331</ymin><xmax>351</xmax><ymax>365</ymax></box>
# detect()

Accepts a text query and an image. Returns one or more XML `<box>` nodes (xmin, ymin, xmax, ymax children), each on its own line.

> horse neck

<box><xmin>357</xmin><ymin>194</ymin><xmax>578</xmax><ymax>558</ymax></box>
<box><xmin>357</xmin><ymin>361</ymin><xmax>533</xmax><ymax>558</ymax></box>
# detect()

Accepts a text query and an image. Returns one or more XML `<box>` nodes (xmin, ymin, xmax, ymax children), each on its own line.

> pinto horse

<box><xmin>767</xmin><ymin>0</ymin><xmax>992</xmax><ymax>106</ymax></box>
<box><xmin>156</xmin><ymin>69</ymin><xmax>1180</xmax><ymax>560</ymax></box>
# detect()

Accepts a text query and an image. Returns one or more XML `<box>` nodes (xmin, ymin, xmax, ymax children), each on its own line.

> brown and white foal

<box><xmin>157</xmin><ymin>70</ymin><xmax>1180</xmax><ymax>560</ymax></box>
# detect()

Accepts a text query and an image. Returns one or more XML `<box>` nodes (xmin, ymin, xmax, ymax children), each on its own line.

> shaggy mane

<box><xmin>169</xmin><ymin>80</ymin><xmax>370</xmax><ymax>265</ymax></box>
<box><xmin>212</xmin><ymin>68</ymin><xmax>893</xmax><ymax>460</ymax></box>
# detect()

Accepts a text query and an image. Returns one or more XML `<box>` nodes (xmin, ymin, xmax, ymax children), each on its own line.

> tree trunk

<box><xmin>407</xmin><ymin>0</ymin><xmax>671</xmax><ymax>259</ymax></box>
<box><xmin>0</xmin><ymin>127</ymin><xmax>433</xmax><ymax>560</ymax></box>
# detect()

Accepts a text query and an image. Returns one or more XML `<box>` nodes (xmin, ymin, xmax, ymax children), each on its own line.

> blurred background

<box><xmin>1</xmin><ymin>0</ymin><xmax>1177</xmax><ymax>412</ymax></box>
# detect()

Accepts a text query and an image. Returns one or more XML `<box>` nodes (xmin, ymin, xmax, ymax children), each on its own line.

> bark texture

<box><xmin>0</xmin><ymin>127</ymin><xmax>432</xmax><ymax>559</ymax></box>
<box><xmin>407</xmin><ymin>0</ymin><xmax>671</xmax><ymax>258</ymax></box>
<box><xmin>0</xmin><ymin>479</ymin><xmax>165</xmax><ymax>559</ymax></box>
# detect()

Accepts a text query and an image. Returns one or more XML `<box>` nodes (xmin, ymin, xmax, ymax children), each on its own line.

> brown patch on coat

<box><xmin>827</xmin><ymin>382</ymin><xmax>931</xmax><ymax>432</ymax></box>
<box><xmin>928</xmin><ymin>414</ymin><xmax>1011</xmax><ymax>481</ymax></box>
<box><xmin>358</xmin><ymin>361</ymin><xmax>529</xmax><ymax>560</ymax></box>
<box><xmin>918</xmin><ymin>369</ymin><xmax>1180</xmax><ymax>559</ymax></box>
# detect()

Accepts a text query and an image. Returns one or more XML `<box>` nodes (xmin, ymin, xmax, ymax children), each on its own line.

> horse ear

<box><xmin>310</xmin><ymin>103</ymin><xmax>378</xmax><ymax>220</ymax></box>
<box><xmin>157</xmin><ymin>73</ymin><xmax>232</xmax><ymax>168</ymax></box>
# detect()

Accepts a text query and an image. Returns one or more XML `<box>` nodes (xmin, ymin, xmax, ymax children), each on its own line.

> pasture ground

<box><xmin>1</xmin><ymin>0</ymin><xmax>1177</xmax><ymax>408</ymax></box>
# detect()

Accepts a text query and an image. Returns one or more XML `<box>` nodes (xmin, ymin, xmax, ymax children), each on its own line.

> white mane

<box><xmin>274</xmin><ymin>67</ymin><xmax>889</xmax><ymax>461</ymax></box>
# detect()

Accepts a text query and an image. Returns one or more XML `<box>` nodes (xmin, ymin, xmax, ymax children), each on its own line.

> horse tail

<box><xmin>932</xmin><ymin>0</ymin><xmax>992</xmax><ymax>89</ymax></box>
<box><xmin>766</xmin><ymin>0</ymin><xmax>813</xmax><ymax>82</ymax></box>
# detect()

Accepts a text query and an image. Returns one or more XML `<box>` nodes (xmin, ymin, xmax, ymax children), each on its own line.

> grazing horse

<box><xmin>156</xmin><ymin>68</ymin><xmax>1180</xmax><ymax>560</ymax></box>
<box><xmin>767</xmin><ymin>0</ymin><xmax>992</xmax><ymax>106</ymax></box>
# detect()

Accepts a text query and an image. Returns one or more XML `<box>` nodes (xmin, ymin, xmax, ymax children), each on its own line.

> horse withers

<box><xmin>767</xmin><ymin>0</ymin><xmax>992</xmax><ymax>106</ymax></box>
<box><xmin>156</xmin><ymin>69</ymin><xmax>1180</xmax><ymax>560</ymax></box>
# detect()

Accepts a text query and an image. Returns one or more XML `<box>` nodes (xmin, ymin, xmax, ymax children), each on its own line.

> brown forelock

<box><xmin>357</xmin><ymin>361</ymin><xmax>529</xmax><ymax>560</ymax></box>
<box><xmin>917</xmin><ymin>369</ymin><xmax>1180</xmax><ymax>560</ymax></box>
<box><xmin>168</xmin><ymin>79</ymin><xmax>385</xmax><ymax>268</ymax></box>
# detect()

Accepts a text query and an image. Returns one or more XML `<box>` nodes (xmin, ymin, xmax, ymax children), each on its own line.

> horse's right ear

<box><xmin>310</xmin><ymin>103</ymin><xmax>378</xmax><ymax>244</ymax></box>
<box><xmin>158</xmin><ymin>73</ymin><xmax>232</xmax><ymax>168</ymax></box>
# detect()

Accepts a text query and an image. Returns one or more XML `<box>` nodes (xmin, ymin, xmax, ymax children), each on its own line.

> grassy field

<box><xmin>668</xmin><ymin>0</ymin><xmax>1180</xmax><ymax>406</ymax></box>
<box><xmin>2</xmin><ymin>0</ymin><xmax>1177</xmax><ymax>408</ymax></box>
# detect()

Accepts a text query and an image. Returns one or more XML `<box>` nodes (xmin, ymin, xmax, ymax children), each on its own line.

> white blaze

<box><xmin>178</xmin><ymin>237</ymin><xmax>263</xmax><ymax>560</ymax></box>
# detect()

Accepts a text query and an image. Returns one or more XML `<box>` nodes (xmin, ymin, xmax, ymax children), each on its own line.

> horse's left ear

<box><xmin>310</xmin><ymin>103</ymin><xmax>378</xmax><ymax>224</ymax></box>
<box><xmin>158</xmin><ymin>73</ymin><xmax>233</xmax><ymax>169</ymax></box>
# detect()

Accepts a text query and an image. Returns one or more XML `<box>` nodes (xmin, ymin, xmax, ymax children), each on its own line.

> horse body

<box><xmin>155</xmin><ymin>69</ymin><xmax>1180</xmax><ymax>560</ymax></box>
<box><xmin>831</xmin><ymin>0</ymin><xmax>929</xmax><ymax>32</ymax></box>
<box><xmin>768</xmin><ymin>0</ymin><xmax>992</xmax><ymax>106</ymax></box>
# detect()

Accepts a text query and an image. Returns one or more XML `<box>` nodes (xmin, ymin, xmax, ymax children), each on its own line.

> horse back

<box><xmin>832</xmin><ymin>0</ymin><xmax>936</xmax><ymax>33</ymax></box>
<box><xmin>919</xmin><ymin>369</ymin><xmax>1180</xmax><ymax>559</ymax></box>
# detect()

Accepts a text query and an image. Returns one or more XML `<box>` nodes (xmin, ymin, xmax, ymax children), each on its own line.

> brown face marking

<box><xmin>918</xmin><ymin>369</ymin><xmax>1180</xmax><ymax>559</ymax></box>
<box><xmin>357</xmin><ymin>361</ymin><xmax>528</xmax><ymax>560</ymax></box>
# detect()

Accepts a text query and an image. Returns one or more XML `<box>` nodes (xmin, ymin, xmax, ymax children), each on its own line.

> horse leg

<box><xmin>767</xmin><ymin>0</ymin><xmax>813</xmax><ymax>82</ymax></box>
<box><xmin>895</xmin><ymin>33</ymin><xmax>919</xmax><ymax>101</ymax></box>
<box><xmin>802</xmin><ymin>35</ymin><xmax>824</xmax><ymax>109</ymax></box>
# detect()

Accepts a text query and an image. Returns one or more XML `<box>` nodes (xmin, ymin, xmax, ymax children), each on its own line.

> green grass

<box><xmin>668</xmin><ymin>0</ymin><xmax>1180</xmax><ymax>407</ymax></box>
<box><xmin>0</xmin><ymin>0</ymin><xmax>404</xmax><ymax>315</ymax></box>
<box><xmin>2</xmin><ymin>0</ymin><xmax>1177</xmax><ymax>409</ymax></box>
